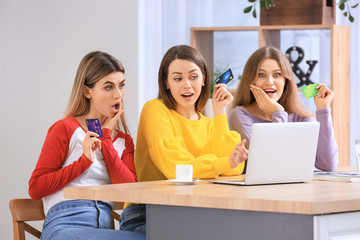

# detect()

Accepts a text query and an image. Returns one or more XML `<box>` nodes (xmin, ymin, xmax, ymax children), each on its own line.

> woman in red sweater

<box><xmin>28</xmin><ymin>51</ymin><xmax>144</xmax><ymax>240</ymax></box>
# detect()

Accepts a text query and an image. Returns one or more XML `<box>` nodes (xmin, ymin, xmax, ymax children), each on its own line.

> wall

<box><xmin>0</xmin><ymin>0</ymin><xmax>140</xmax><ymax>239</ymax></box>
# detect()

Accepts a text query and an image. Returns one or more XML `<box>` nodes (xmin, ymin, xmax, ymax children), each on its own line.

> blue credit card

<box><xmin>215</xmin><ymin>68</ymin><xmax>234</xmax><ymax>84</ymax></box>
<box><xmin>85</xmin><ymin>118</ymin><xmax>103</xmax><ymax>137</ymax></box>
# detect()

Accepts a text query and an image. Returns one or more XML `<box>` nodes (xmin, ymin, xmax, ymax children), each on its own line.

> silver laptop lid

<box><xmin>245</xmin><ymin>122</ymin><xmax>320</xmax><ymax>185</ymax></box>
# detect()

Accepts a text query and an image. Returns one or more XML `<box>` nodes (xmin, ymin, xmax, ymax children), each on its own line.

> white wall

<box><xmin>0</xmin><ymin>0</ymin><xmax>140</xmax><ymax>239</ymax></box>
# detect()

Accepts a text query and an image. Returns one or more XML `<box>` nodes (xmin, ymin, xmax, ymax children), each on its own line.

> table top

<box><xmin>64</xmin><ymin>174</ymin><xmax>360</xmax><ymax>215</ymax></box>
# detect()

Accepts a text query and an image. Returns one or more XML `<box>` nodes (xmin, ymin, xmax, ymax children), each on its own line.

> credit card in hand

<box><xmin>301</xmin><ymin>83</ymin><xmax>319</xmax><ymax>98</ymax></box>
<box><xmin>85</xmin><ymin>118</ymin><xmax>103</xmax><ymax>137</ymax></box>
<box><xmin>215</xmin><ymin>68</ymin><xmax>234</xmax><ymax>84</ymax></box>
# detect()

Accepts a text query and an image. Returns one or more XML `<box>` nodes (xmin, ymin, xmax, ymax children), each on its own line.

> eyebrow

<box><xmin>103</xmin><ymin>79</ymin><xmax>125</xmax><ymax>85</ymax></box>
<box><xmin>258</xmin><ymin>68</ymin><xmax>282</xmax><ymax>72</ymax></box>
<box><xmin>170</xmin><ymin>69</ymin><xmax>200</xmax><ymax>75</ymax></box>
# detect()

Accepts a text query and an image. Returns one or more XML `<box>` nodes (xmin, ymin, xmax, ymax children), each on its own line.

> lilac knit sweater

<box><xmin>228</xmin><ymin>106</ymin><xmax>339</xmax><ymax>171</ymax></box>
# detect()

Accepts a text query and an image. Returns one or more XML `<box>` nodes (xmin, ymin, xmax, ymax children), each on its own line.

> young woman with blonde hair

<box><xmin>229</xmin><ymin>46</ymin><xmax>338</xmax><ymax>171</ymax></box>
<box><xmin>29</xmin><ymin>51</ymin><xmax>145</xmax><ymax>240</ymax></box>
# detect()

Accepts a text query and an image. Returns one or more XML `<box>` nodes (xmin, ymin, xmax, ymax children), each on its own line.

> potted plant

<box><xmin>244</xmin><ymin>0</ymin><xmax>359</xmax><ymax>24</ymax></box>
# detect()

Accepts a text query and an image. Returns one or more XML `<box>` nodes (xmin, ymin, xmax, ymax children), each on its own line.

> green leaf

<box><xmin>344</xmin><ymin>12</ymin><xmax>348</xmax><ymax>17</ymax></box>
<box><xmin>244</xmin><ymin>6</ymin><xmax>253</xmax><ymax>13</ymax></box>
<box><xmin>261</xmin><ymin>0</ymin><xmax>270</xmax><ymax>8</ymax></box>
<box><xmin>339</xmin><ymin>3</ymin><xmax>345</xmax><ymax>10</ymax></box>
<box><xmin>248</xmin><ymin>0</ymin><xmax>256</xmax><ymax>2</ymax></box>
<box><xmin>349</xmin><ymin>14</ymin><xmax>355</xmax><ymax>22</ymax></box>
<box><xmin>252</xmin><ymin>9</ymin><xmax>257</xmax><ymax>18</ymax></box>
<box><xmin>351</xmin><ymin>3</ymin><xmax>359</xmax><ymax>8</ymax></box>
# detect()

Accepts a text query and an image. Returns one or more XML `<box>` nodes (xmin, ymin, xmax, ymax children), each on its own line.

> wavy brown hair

<box><xmin>158</xmin><ymin>45</ymin><xmax>210</xmax><ymax>112</ymax></box>
<box><xmin>64</xmin><ymin>51</ymin><xmax>130</xmax><ymax>134</ymax></box>
<box><xmin>232</xmin><ymin>46</ymin><xmax>313</xmax><ymax>117</ymax></box>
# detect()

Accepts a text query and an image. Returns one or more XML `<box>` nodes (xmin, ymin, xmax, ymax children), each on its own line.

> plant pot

<box><xmin>260</xmin><ymin>0</ymin><xmax>335</xmax><ymax>25</ymax></box>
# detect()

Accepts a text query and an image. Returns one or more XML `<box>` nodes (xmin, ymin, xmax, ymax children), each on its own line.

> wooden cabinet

<box><xmin>190</xmin><ymin>25</ymin><xmax>350</xmax><ymax>167</ymax></box>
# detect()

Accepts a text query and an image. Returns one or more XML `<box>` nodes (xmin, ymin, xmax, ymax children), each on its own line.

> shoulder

<box><xmin>48</xmin><ymin>117</ymin><xmax>79</xmax><ymax>134</ymax></box>
<box><xmin>117</xmin><ymin>131</ymin><xmax>134</xmax><ymax>146</ymax></box>
<box><xmin>230</xmin><ymin>106</ymin><xmax>249</xmax><ymax>115</ymax></box>
<box><xmin>44</xmin><ymin>117</ymin><xmax>80</xmax><ymax>145</ymax></box>
<box><xmin>143</xmin><ymin>98</ymin><xmax>167</xmax><ymax>110</ymax></box>
<box><xmin>229</xmin><ymin>106</ymin><xmax>252</xmax><ymax>120</ymax></box>
<box><xmin>141</xmin><ymin>99</ymin><xmax>170</xmax><ymax>117</ymax></box>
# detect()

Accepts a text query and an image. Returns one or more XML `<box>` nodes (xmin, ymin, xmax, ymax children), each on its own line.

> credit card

<box><xmin>301</xmin><ymin>83</ymin><xmax>319</xmax><ymax>98</ymax></box>
<box><xmin>215</xmin><ymin>68</ymin><xmax>234</xmax><ymax>84</ymax></box>
<box><xmin>85</xmin><ymin>118</ymin><xmax>103</xmax><ymax>137</ymax></box>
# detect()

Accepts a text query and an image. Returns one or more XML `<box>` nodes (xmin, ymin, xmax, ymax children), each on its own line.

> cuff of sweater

<box><xmin>101</xmin><ymin>128</ymin><xmax>112</xmax><ymax>138</ymax></box>
<box><xmin>316</xmin><ymin>108</ymin><xmax>330</xmax><ymax>119</ymax></box>
<box><xmin>212</xmin><ymin>156</ymin><xmax>232</xmax><ymax>175</ymax></box>
<box><xmin>80</xmin><ymin>154</ymin><xmax>93</xmax><ymax>167</ymax></box>
<box><xmin>213</xmin><ymin>114</ymin><xmax>230</xmax><ymax>135</ymax></box>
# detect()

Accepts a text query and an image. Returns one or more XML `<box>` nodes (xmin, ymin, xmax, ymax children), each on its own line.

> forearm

<box><xmin>314</xmin><ymin>108</ymin><xmax>339</xmax><ymax>171</ymax></box>
<box><xmin>101</xmin><ymin>129</ymin><xmax>137</xmax><ymax>183</ymax></box>
<box><xmin>28</xmin><ymin>154</ymin><xmax>92</xmax><ymax>200</ymax></box>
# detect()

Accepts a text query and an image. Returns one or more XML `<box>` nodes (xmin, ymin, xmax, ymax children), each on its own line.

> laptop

<box><xmin>211</xmin><ymin>122</ymin><xmax>320</xmax><ymax>185</ymax></box>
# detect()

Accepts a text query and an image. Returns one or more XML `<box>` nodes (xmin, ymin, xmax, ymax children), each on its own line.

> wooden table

<box><xmin>64</xmin><ymin>175</ymin><xmax>360</xmax><ymax>240</ymax></box>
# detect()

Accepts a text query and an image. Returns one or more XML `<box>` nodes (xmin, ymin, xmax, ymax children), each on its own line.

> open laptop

<box><xmin>211</xmin><ymin>122</ymin><xmax>320</xmax><ymax>185</ymax></box>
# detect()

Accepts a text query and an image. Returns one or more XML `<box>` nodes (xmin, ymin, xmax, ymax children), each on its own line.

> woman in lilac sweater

<box><xmin>228</xmin><ymin>47</ymin><xmax>338</xmax><ymax>171</ymax></box>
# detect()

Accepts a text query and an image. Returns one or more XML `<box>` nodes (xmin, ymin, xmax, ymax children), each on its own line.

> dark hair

<box><xmin>158</xmin><ymin>45</ymin><xmax>210</xmax><ymax>112</ymax></box>
<box><xmin>64</xmin><ymin>51</ymin><xmax>130</xmax><ymax>134</ymax></box>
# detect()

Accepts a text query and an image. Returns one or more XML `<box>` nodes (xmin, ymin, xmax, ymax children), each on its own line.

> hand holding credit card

<box><xmin>215</xmin><ymin>68</ymin><xmax>234</xmax><ymax>85</ymax></box>
<box><xmin>86</xmin><ymin>118</ymin><xmax>103</xmax><ymax>137</ymax></box>
<box><xmin>301</xmin><ymin>83</ymin><xmax>319</xmax><ymax>98</ymax></box>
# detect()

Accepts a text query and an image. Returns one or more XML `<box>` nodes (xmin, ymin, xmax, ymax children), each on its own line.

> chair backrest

<box><xmin>9</xmin><ymin>198</ymin><xmax>124</xmax><ymax>240</ymax></box>
<box><xmin>9</xmin><ymin>198</ymin><xmax>45</xmax><ymax>240</ymax></box>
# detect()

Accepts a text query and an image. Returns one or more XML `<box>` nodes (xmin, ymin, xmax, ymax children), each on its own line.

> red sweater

<box><xmin>29</xmin><ymin>117</ymin><xmax>137</xmax><ymax>214</ymax></box>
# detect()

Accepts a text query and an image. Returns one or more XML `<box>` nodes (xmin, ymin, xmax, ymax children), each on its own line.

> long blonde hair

<box><xmin>232</xmin><ymin>46</ymin><xmax>313</xmax><ymax>117</ymax></box>
<box><xmin>64</xmin><ymin>51</ymin><xmax>130</xmax><ymax>134</ymax></box>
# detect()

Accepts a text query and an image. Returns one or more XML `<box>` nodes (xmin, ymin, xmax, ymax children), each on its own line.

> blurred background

<box><xmin>1</xmin><ymin>0</ymin><xmax>359</xmax><ymax>239</ymax></box>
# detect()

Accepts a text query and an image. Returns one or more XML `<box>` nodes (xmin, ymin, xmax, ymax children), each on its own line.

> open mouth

<box><xmin>111</xmin><ymin>103</ymin><xmax>120</xmax><ymax>112</ymax></box>
<box><xmin>264</xmin><ymin>89</ymin><xmax>276</xmax><ymax>94</ymax></box>
<box><xmin>181</xmin><ymin>93</ymin><xmax>194</xmax><ymax>98</ymax></box>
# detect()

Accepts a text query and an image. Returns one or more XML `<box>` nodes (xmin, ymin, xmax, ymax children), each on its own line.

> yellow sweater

<box><xmin>134</xmin><ymin>99</ymin><xmax>244</xmax><ymax>182</ymax></box>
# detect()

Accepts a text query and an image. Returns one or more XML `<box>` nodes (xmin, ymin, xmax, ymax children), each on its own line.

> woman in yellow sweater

<box><xmin>135</xmin><ymin>45</ymin><xmax>247</xmax><ymax>181</ymax></box>
<box><xmin>120</xmin><ymin>45</ymin><xmax>248</xmax><ymax>234</ymax></box>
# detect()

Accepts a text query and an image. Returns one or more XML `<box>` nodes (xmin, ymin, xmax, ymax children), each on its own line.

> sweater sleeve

<box><xmin>228</xmin><ymin>107</ymin><xmax>255</xmax><ymax>149</ymax></box>
<box><xmin>228</xmin><ymin>107</ymin><xmax>288</xmax><ymax>149</ymax></box>
<box><xmin>100</xmin><ymin>129</ymin><xmax>137</xmax><ymax>183</ymax></box>
<box><xmin>140</xmin><ymin>100</ymin><xmax>242</xmax><ymax>179</ymax></box>
<box><xmin>199</xmin><ymin>115</ymin><xmax>244</xmax><ymax>176</ymax></box>
<box><xmin>28</xmin><ymin>120</ymin><xmax>93</xmax><ymax>200</ymax></box>
<box><xmin>306</xmin><ymin>108</ymin><xmax>339</xmax><ymax>171</ymax></box>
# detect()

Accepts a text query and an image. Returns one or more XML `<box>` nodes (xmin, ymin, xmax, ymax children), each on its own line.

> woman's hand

<box><xmin>212</xmin><ymin>84</ymin><xmax>233</xmax><ymax>117</ymax></box>
<box><xmin>82</xmin><ymin>131</ymin><xmax>102</xmax><ymax>162</ymax></box>
<box><xmin>314</xmin><ymin>83</ymin><xmax>334</xmax><ymax>110</ymax></box>
<box><xmin>250</xmin><ymin>85</ymin><xmax>284</xmax><ymax>114</ymax></box>
<box><xmin>102</xmin><ymin>101</ymin><xmax>124</xmax><ymax>131</ymax></box>
<box><xmin>229</xmin><ymin>139</ymin><xmax>248</xmax><ymax>168</ymax></box>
